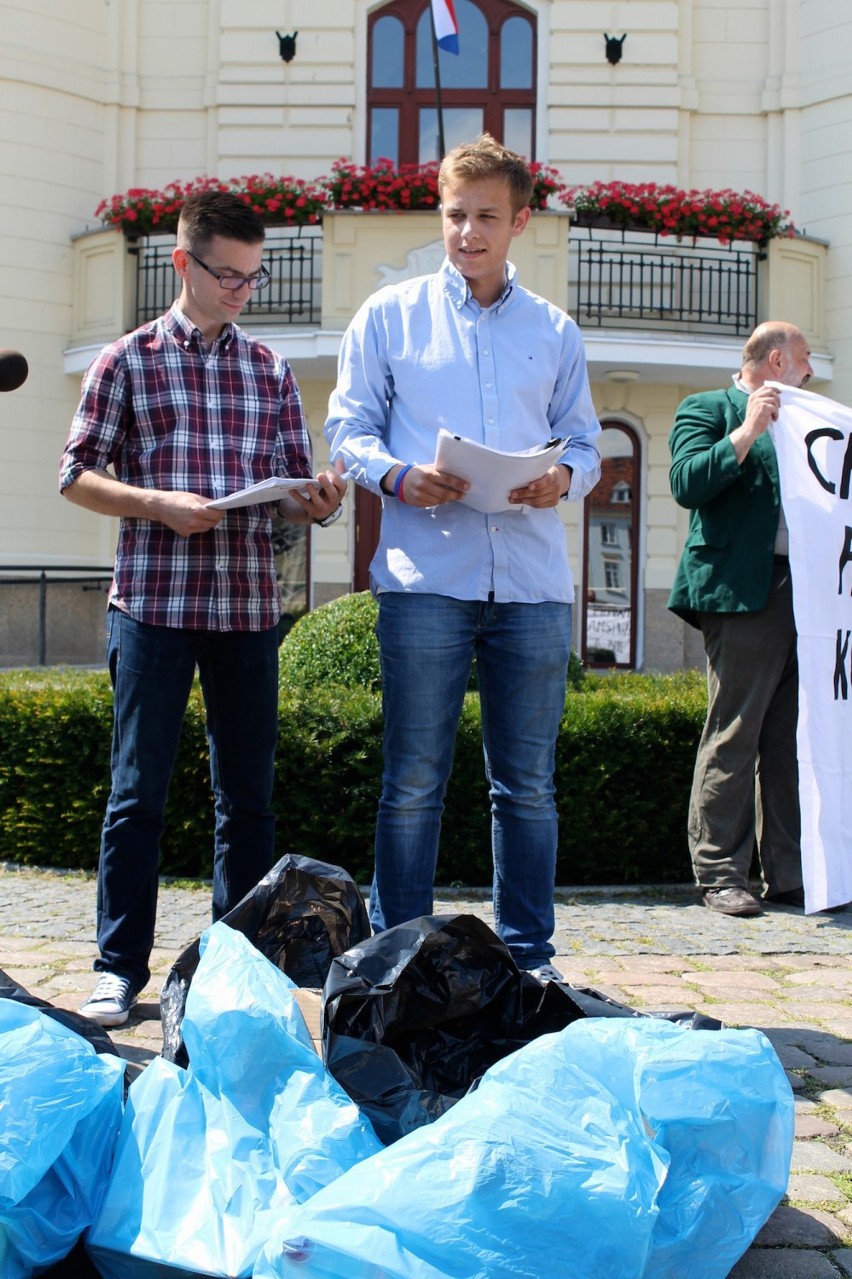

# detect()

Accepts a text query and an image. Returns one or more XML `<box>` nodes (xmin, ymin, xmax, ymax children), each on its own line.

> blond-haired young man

<box><xmin>326</xmin><ymin>136</ymin><xmax>600</xmax><ymax>979</ymax></box>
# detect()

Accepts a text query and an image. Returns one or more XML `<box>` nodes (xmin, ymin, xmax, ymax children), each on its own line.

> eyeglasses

<box><xmin>185</xmin><ymin>249</ymin><xmax>271</xmax><ymax>292</ymax></box>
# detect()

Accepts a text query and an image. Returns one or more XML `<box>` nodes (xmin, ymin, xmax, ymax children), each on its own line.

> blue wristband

<box><xmin>393</xmin><ymin>464</ymin><xmax>414</xmax><ymax>502</ymax></box>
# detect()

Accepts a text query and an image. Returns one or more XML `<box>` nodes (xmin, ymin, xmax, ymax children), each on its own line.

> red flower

<box><xmin>94</xmin><ymin>167</ymin><xmax>794</xmax><ymax>246</ymax></box>
<box><xmin>561</xmin><ymin>179</ymin><xmax>795</xmax><ymax>245</ymax></box>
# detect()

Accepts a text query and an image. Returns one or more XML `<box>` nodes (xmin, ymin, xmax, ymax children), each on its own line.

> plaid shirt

<box><xmin>60</xmin><ymin>304</ymin><xmax>313</xmax><ymax>631</ymax></box>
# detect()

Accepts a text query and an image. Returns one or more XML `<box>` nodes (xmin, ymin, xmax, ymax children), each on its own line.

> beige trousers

<box><xmin>689</xmin><ymin>559</ymin><xmax>802</xmax><ymax>896</ymax></box>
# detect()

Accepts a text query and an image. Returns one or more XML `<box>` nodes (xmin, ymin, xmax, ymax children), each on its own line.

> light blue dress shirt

<box><xmin>325</xmin><ymin>259</ymin><xmax>601</xmax><ymax>604</ymax></box>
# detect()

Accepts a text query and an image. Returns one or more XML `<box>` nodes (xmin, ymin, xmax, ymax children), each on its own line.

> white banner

<box><xmin>770</xmin><ymin>383</ymin><xmax>852</xmax><ymax>912</ymax></box>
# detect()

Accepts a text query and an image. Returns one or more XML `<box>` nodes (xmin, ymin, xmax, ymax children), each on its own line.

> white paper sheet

<box><xmin>205</xmin><ymin>477</ymin><xmax>315</xmax><ymax>510</ymax></box>
<box><xmin>433</xmin><ymin>429</ymin><xmax>567</xmax><ymax>513</ymax></box>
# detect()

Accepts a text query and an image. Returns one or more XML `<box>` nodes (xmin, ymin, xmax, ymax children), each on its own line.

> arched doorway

<box><xmin>582</xmin><ymin>421</ymin><xmax>641</xmax><ymax>669</ymax></box>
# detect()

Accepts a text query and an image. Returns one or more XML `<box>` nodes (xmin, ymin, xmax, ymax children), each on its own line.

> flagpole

<box><xmin>428</xmin><ymin>3</ymin><xmax>447</xmax><ymax>159</ymax></box>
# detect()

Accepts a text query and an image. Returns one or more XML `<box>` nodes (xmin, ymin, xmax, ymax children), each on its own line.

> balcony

<box><xmin>570</xmin><ymin>226</ymin><xmax>760</xmax><ymax>337</ymax></box>
<box><xmin>66</xmin><ymin>214</ymin><xmax>830</xmax><ymax>387</ymax></box>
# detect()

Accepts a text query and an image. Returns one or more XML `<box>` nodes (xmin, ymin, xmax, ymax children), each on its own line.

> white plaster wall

<box><xmin>0</xmin><ymin>2</ymin><xmax>113</xmax><ymax>565</ymax></box>
<box><xmin>546</xmin><ymin>1</ymin><xmax>683</xmax><ymax>185</ymax></box>
<box><xmin>796</xmin><ymin>3</ymin><xmax>852</xmax><ymax>397</ymax></box>
<box><xmin>216</xmin><ymin>1</ymin><xmax>358</xmax><ymax>177</ymax></box>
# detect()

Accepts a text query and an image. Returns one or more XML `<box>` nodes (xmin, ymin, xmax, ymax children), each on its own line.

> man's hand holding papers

<box><xmin>432</xmin><ymin>429</ymin><xmax>569</xmax><ymax>512</ymax></box>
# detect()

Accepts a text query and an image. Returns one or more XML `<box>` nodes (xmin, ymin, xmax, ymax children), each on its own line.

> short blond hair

<box><xmin>438</xmin><ymin>133</ymin><xmax>534</xmax><ymax>216</ymax></box>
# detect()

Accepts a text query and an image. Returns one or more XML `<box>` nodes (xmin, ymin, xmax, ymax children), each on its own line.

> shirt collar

<box><xmin>440</xmin><ymin>258</ymin><xmax>517</xmax><ymax>312</ymax></box>
<box><xmin>165</xmin><ymin>302</ymin><xmax>236</xmax><ymax>353</ymax></box>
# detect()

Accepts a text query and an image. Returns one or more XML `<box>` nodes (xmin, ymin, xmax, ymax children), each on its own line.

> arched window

<box><xmin>367</xmin><ymin>0</ymin><xmax>537</xmax><ymax>165</ymax></box>
<box><xmin>582</xmin><ymin>422</ymin><xmax>641</xmax><ymax>669</ymax></box>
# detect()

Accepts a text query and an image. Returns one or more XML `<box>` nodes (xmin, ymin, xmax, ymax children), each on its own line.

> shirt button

<box><xmin>490</xmin><ymin>525</ymin><xmax>499</xmax><ymax>532</ymax></box>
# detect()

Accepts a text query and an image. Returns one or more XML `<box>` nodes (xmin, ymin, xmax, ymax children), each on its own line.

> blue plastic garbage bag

<box><xmin>255</xmin><ymin>1019</ymin><xmax>794</xmax><ymax>1279</ymax></box>
<box><xmin>86</xmin><ymin>921</ymin><xmax>382</xmax><ymax>1279</ymax></box>
<box><xmin>161</xmin><ymin>852</ymin><xmax>371</xmax><ymax>1068</ymax></box>
<box><xmin>1</xmin><ymin>965</ymin><xmax>120</xmax><ymax>1062</ymax></box>
<box><xmin>630</xmin><ymin>1019</ymin><xmax>794</xmax><ymax>1277</ymax></box>
<box><xmin>0</xmin><ymin>1001</ymin><xmax>124</xmax><ymax>1279</ymax></box>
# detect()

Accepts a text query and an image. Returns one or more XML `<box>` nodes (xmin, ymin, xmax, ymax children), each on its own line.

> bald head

<box><xmin>740</xmin><ymin>322</ymin><xmax>813</xmax><ymax>390</ymax></box>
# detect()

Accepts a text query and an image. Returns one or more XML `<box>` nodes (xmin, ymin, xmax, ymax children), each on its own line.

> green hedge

<box><xmin>278</xmin><ymin>591</ymin><xmax>587</xmax><ymax>695</ymax></box>
<box><xmin>0</xmin><ymin>664</ymin><xmax>707</xmax><ymax>886</ymax></box>
<box><xmin>278</xmin><ymin>591</ymin><xmax>382</xmax><ymax>692</ymax></box>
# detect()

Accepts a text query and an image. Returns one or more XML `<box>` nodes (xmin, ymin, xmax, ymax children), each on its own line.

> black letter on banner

<box><xmin>840</xmin><ymin>527</ymin><xmax>852</xmax><ymax>594</ymax></box>
<box><xmin>835</xmin><ymin>629</ymin><xmax>851</xmax><ymax>700</ymax></box>
<box><xmin>806</xmin><ymin>427</ymin><xmax>844</xmax><ymax>494</ymax></box>
<box><xmin>842</xmin><ymin>434</ymin><xmax>852</xmax><ymax>500</ymax></box>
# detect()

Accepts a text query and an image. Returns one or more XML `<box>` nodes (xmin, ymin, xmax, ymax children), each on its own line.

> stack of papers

<box><xmin>433</xmin><ymin>429</ymin><xmax>567</xmax><ymax>512</ymax></box>
<box><xmin>205</xmin><ymin>477</ymin><xmax>314</xmax><ymax>510</ymax></box>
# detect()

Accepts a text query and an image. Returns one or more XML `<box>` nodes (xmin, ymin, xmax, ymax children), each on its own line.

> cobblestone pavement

<box><xmin>4</xmin><ymin>864</ymin><xmax>852</xmax><ymax>1278</ymax></box>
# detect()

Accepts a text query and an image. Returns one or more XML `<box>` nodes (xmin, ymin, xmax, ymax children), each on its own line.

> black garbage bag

<box><xmin>0</xmin><ymin>966</ymin><xmax>119</xmax><ymax>1059</ymax></box>
<box><xmin>566</xmin><ymin>981</ymin><xmax>722</xmax><ymax>1031</ymax></box>
<box><xmin>42</xmin><ymin>1239</ymin><xmax>102</xmax><ymax>1279</ymax></box>
<box><xmin>161</xmin><ymin>852</ymin><xmax>371</xmax><ymax>1065</ymax></box>
<box><xmin>322</xmin><ymin>913</ymin><xmax>722</xmax><ymax>1146</ymax></box>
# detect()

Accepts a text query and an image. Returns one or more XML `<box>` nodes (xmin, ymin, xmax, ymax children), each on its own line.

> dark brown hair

<box><xmin>177</xmin><ymin>190</ymin><xmax>266</xmax><ymax>253</ymax></box>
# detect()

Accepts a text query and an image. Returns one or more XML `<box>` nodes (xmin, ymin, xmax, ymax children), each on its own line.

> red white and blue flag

<box><xmin>431</xmin><ymin>0</ymin><xmax>460</xmax><ymax>54</ymax></box>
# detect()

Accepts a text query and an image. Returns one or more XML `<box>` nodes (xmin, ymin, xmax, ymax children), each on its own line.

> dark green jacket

<box><xmin>667</xmin><ymin>386</ymin><xmax>781</xmax><ymax>628</ymax></box>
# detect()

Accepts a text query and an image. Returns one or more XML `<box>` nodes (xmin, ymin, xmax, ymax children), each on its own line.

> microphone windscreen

<box><xmin>0</xmin><ymin>350</ymin><xmax>28</xmax><ymax>392</ymax></box>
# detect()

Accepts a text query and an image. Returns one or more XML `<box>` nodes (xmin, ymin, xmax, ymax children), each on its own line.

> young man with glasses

<box><xmin>60</xmin><ymin>190</ymin><xmax>345</xmax><ymax>1025</ymax></box>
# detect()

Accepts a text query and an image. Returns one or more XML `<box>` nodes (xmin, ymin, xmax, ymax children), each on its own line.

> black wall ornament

<box><xmin>604</xmin><ymin>33</ymin><xmax>626</xmax><ymax>65</ymax></box>
<box><xmin>276</xmin><ymin>30</ymin><xmax>298</xmax><ymax>63</ymax></box>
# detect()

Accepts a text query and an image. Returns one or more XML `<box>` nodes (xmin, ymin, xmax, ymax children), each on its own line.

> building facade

<box><xmin>1</xmin><ymin>0</ymin><xmax>849</xmax><ymax>668</ymax></box>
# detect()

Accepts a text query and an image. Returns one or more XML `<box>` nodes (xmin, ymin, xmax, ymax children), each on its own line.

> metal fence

<box><xmin>134</xmin><ymin>227</ymin><xmax>323</xmax><ymax>328</ymax></box>
<box><xmin>0</xmin><ymin>566</ymin><xmax>114</xmax><ymax>667</ymax></box>
<box><xmin>569</xmin><ymin>227</ymin><xmax>761</xmax><ymax>337</ymax></box>
<box><xmin>0</xmin><ymin>550</ymin><xmax>308</xmax><ymax>667</ymax></box>
<box><xmin>134</xmin><ymin>224</ymin><xmax>760</xmax><ymax>338</ymax></box>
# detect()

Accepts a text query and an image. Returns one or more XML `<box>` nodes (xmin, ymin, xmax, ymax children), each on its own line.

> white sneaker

<box><xmin>78</xmin><ymin>973</ymin><xmax>138</xmax><ymax>1027</ymax></box>
<box><xmin>526</xmin><ymin>963</ymin><xmax>564</xmax><ymax>984</ymax></box>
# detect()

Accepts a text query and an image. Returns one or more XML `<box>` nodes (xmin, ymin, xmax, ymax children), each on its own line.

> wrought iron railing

<box><xmin>0</xmin><ymin>566</ymin><xmax>113</xmax><ymax>666</ymax></box>
<box><xmin>131</xmin><ymin>223</ymin><xmax>761</xmax><ymax>338</ymax></box>
<box><xmin>133</xmin><ymin>227</ymin><xmax>322</xmax><ymax>328</ymax></box>
<box><xmin>1</xmin><ymin>550</ymin><xmax>307</xmax><ymax>667</ymax></box>
<box><xmin>568</xmin><ymin>226</ymin><xmax>761</xmax><ymax>337</ymax></box>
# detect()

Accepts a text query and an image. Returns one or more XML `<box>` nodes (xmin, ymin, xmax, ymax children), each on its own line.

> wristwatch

<box><xmin>312</xmin><ymin>504</ymin><xmax>344</xmax><ymax>529</ymax></box>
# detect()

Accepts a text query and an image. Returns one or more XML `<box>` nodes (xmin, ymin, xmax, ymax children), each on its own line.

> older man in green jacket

<box><xmin>668</xmin><ymin>321</ymin><xmax>813</xmax><ymax>916</ymax></box>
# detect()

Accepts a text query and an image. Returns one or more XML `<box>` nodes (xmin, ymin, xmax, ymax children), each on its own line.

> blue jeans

<box><xmin>372</xmin><ymin>592</ymin><xmax>572</xmax><ymax>968</ymax></box>
<box><xmin>96</xmin><ymin>609</ymin><xmax>280</xmax><ymax>989</ymax></box>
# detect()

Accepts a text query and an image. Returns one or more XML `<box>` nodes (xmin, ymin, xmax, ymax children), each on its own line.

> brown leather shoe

<box><xmin>701</xmin><ymin>887</ymin><xmax>762</xmax><ymax>916</ymax></box>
